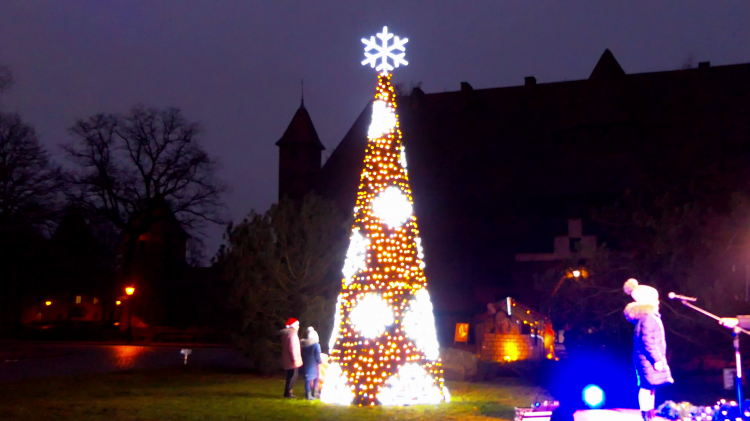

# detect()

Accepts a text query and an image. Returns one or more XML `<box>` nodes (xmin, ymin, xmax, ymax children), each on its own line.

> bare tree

<box><xmin>64</xmin><ymin>106</ymin><xmax>227</xmax><ymax>274</ymax></box>
<box><xmin>0</xmin><ymin>112</ymin><xmax>63</xmax><ymax>233</ymax></box>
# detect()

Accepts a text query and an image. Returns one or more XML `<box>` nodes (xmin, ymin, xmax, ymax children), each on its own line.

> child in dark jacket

<box><xmin>300</xmin><ymin>326</ymin><xmax>322</xmax><ymax>400</ymax></box>
<box><xmin>624</xmin><ymin>279</ymin><xmax>674</xmax><ymax>421</ymax></box>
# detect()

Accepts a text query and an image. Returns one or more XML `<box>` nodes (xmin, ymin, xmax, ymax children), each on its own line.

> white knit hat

<box><xmin>624</xmin><ymin>278</ymin><xmax>659</xmax><ymax>304</ymax></box>
<box><xmin>307</xmin><ymin>326</ymin><xmax>319</xmax><ymax>343</ymax></box>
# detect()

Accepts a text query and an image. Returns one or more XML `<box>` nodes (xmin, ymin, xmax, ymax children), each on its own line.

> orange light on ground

<box><xmin>125</xmin><ymin>287</ymin><xmax>135</xmax><ymax>296</ymax></box>
<box><xmin>116</xmin><ymin>300</ymin><xmax>121</xmax><ymax>306</ymax></box>
<box><xmin>45</xmin><ymin>301</ymin><xmax>52</xmax><ymax>306</ymax></box>
<box><xmin>113</xmin><ymin>345</ymin><xmax>144</xmax><ymax>369</ymax></box>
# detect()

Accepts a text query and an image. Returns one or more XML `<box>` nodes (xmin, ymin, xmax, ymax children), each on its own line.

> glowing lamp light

<box><xmin>45</xmin><ymin>301</ymin><xmax>52</xmax><ymax>306</ymax></box>
<box><xmin>582</xmin><ymin>385</ymin><xmax>604</xmax><ymax>408</ymax></box>
<box><xmin>572</xmin><ymin>270</ymin><xmax>581</xmax><ymax>278</ymax></box>
<box><xmin>125</xmin><ymin>287</ymin><xmax>135</xmax><ymax>296</ymax></box>
<box><xmin>116</xmin><ymin>300</ymin><xmax>122</xmax><ymax>306</ymax></box>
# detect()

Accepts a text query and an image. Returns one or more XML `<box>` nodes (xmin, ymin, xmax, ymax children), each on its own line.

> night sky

<box><xmin>1</xmin><ymin>1</ymin><xmax>748</xmax><ymax>259</ymax></box>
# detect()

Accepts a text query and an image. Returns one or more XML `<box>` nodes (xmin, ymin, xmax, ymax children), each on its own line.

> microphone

<box><xmin>668</xmin><ymin>292</ymin><xmax>697</xmax><ymax>302</ymax></box>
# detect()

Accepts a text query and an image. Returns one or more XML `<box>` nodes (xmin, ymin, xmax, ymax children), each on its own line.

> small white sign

<box><xmin>181</xmin><ymin>348</ymin><xmax>192</xmax><ymax>365</ymax></box>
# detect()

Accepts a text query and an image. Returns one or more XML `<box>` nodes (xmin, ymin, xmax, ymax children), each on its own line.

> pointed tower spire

<box><xmin>321</xmin><ymin>26</ymin><xmax>447</xmax><ymax>407</ymax></box>
<box><xmin>276</xmin><ymin>90</ymin><xmax>324</xmax><ymax>202</ymax></box>
<box><xmin>589</xmin><ymin>49</ymin><xmax>626</xmax><ymax>80</ymax></box>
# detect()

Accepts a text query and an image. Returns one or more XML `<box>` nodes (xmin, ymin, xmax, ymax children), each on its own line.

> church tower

<box><xmin>276</xmin><ymin>96</ymin><xmax>325</xmax><ymax>203</ymax></box>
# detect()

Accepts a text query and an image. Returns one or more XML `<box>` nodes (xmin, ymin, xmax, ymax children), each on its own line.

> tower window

<box><xmin>93</xmin><ymin>298</ymin><xmax>99</xmax><ymax>304</ymax></box>
<box><xmin>76</xmin><ymin>296</ymin><xmax>82</xmax><ymax>304</ymax></box>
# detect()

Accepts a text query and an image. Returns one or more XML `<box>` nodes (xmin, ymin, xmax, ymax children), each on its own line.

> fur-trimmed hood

<box><xmin>301</xmin><ymin>327</ymin><xmax>319</xmax><ymax>347</ymax></box>
<box><xmin>624</xmin><ymin>302</ymin><xmax>659</xmax><ymax>324</ymax></box>
<box><xmin>279</xmin><ymin>327</ymin><xmax>298</xmax><ymax>337</ymax></box>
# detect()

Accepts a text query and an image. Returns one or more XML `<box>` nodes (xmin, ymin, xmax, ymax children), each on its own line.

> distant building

<box><xmin>277</xmin><ymin>50</ymin><xmax>750</xmax><ymax>342</ymax></box>
<box><xmin>22</xmin><ymin>294</ymin><xmax>103</xmax><ymax>324</ymax></box>
<box><xmin>22</xmin><ymin>200</ymin><xmax>218</xmax><ymax>337</ymax></box>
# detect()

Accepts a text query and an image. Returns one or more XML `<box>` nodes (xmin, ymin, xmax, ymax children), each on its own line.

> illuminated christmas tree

<box><xmin>320</xmin><ymin>26</ymin><xmax>449</xmax><ymax>407</ymax></box>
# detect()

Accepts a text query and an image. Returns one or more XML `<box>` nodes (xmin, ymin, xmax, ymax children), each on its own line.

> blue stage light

<box><xmin>582</xmin><ymin>385</ymin><xmax>604</xmax><ymax>408</ymax></box>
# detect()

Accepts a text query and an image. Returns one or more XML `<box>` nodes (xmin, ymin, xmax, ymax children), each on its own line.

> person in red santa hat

<box><xmin>623</xmin><ymin>278</ymin><xmax>673</xmax><ymax>421</ymax></box>
<box><xmin>280</xmin><ymin>318</ymin><xmax>302</xmax><ymax>398</ymax></box>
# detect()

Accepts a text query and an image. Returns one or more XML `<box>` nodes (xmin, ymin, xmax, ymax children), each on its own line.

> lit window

<box><xmin>93</xmin><ymin>297</ymin><xmax>99</xmax><ymax>304</ymax></box>
<box><xmin>76</xmin><ymin>296</ymin><xmax>82</xmax><ymax>304</ymax></box>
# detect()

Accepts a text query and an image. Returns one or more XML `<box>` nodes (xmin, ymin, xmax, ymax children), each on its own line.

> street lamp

<box><xmin>45</xmin><ymin>301</ymin><xmax>52</xmax><ymax>306</ymax></box>
<box><xmin>123</xmin><ymin>286</ymin><xmax>135</xmax><ymax>343</ymax></box>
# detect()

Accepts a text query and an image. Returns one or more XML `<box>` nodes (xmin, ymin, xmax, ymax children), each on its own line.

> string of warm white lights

<box><xmin>320</xmin><ymin>26</ymin><xmax>448</xmax><ymax>407</ymax></box>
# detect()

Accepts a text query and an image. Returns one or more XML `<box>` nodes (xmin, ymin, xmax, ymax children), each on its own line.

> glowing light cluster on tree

<box><xmin>378</xmin><ymin>363</ymin><xmax>449</xmax><ymax>406</ymax></box>
<box><xmin>372</xmin><ymin>186</ymin><xmax>413</xmax><ymax>228</ymax></box>
<box><xmin>343</xmin><ymin>228</ymin><xmax>369</xmax><ymax>285</ymax></box>
<box><xmin>321</xmin><ymin>26</ymin><xmax>447</xmax><ymax>407</ymax></box>
<box><xmin>349</xmin><ymin>293</ymin><xmax>394</xmax><ymax>338</ymax></box>
<box><xmin>402</xmin><ymin>289</ymin><xmax>440</xmax><ymax>361</ymax></box>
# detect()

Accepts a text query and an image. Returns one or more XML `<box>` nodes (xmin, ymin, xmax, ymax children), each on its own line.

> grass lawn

<box><xmin>0</xmin><ymin>367</ymin><xmax>549</xmax><ymax>420</ymax></box>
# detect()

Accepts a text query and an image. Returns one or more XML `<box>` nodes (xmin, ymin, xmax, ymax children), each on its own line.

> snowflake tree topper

<box><xmin>361</xmin><ymin>26</ymin><xmax>408</xmax><ymax>73</ymax></box>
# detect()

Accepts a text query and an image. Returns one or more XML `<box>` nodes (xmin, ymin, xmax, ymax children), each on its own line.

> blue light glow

<box><xmin>582</xmin><ymin>385</ymin><xmax>604</xmax><ymax>408</ymax></box>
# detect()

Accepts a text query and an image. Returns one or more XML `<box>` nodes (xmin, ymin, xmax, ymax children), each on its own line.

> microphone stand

<box><xmin>673</xmin><ymin>298</ymin><xmax>750</xmax><ymax>410</ymax></box>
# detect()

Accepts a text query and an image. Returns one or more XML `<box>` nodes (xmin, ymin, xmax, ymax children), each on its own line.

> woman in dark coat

<box><xmin>624</xmin><ymin>279</ymin><xmax>674</xmax><ymax>421</ymax></box>
<box><xmin>301</xmin><ymin>326</ymin><xmax>322</xmax><ymax>400</ymax></box>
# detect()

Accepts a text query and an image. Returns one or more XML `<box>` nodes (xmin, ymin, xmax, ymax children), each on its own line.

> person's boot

<box><xmin>306</xmin><ymin>390</ymin><xmax>314</xmax><ymax>401</ymax></box>
<box><xmin>284</xmin><ymin>390</ymin><xmax>295</xmax><ymax>398</ymax></box>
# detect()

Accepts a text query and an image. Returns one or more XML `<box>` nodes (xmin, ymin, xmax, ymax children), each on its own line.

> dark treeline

<box><xmin>0</xmin><ymin>67</ymin><xmax>228</xmax><ymax>334</ymax></box>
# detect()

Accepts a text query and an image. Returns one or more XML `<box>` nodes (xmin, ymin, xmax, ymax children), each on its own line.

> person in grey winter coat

<box><xmin>300</xmin><ymin>326</ymin><xmax>322</xmax><ymax>400</ymax></box>
<box><xmin>623</xmin><ymin>279</ymin><xmax>674</xmax><ymax>421</ymax></box>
